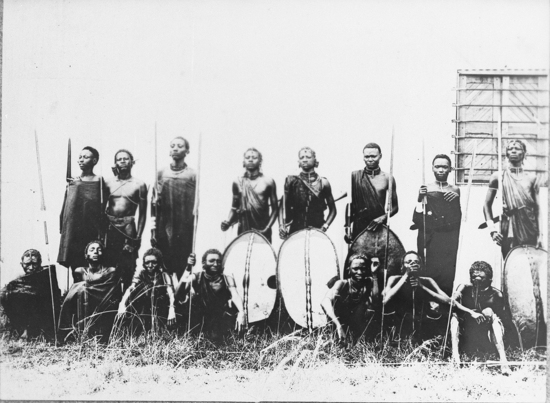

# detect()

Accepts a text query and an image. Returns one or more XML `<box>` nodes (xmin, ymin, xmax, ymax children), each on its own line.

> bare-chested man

<box><xmin>221</xmin><ymin>148</ymin><xmax>278</xmax><ymax>242</ymax></box>
<box><xmin>484</xmin><ymin>139</ymin><xmax>543</xmax><ymax>258</ymax></box>
<box><xmin>411</xmin><ymin>154</ymin><xmax>461</xmax><ymax>296</ymax></box>
<box><xmin>58</xmin><ymin>146</ymin><xmax>109</xmax><ymax>280</ymax></box>
<box><xmin>279</xmin><ymin>147</ymin><xmax>336</xmax><ymax>239</ymax></box>
<box><xmin>105</xmin><ymin>149</ymin><xmax>148</xmax><ymax>289</ymax></box>
<box><xmin>345</xmin><ymin>143</ymin><xmax>398</xmax><ymax>243</ymax></box>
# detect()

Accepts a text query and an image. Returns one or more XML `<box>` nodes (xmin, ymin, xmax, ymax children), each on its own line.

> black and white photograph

<box><xmin>0</xmin><ymin>0</ymin><xmax>548</xmax><ymax>401</ymax></box>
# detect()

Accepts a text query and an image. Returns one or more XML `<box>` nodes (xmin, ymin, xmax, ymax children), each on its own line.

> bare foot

<box><xmin>501</xmin><ymin>364</ymin><xmax>511</xmax><ymax>376</ymax></box>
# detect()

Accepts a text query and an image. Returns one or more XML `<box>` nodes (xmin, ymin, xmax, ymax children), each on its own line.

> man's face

<box><xmin>170</xmin><ymin>138</ymin><xmax>188</xmax><ymax>160</ymax></box>
<box><xmin>203</xmin><ymin>253</ymin><xmax>223</xmax><ymax>276</ymax></box>
<box><xmin>243</xmin><ymin>150</ymin><xmax>261</xmax><ymax>170</ymax></box>
<box><xmin>143</xmin><ymin>255</ymin><xmax>159</xmax><ymax>273</ymax></box>
<box><xmin>506</xmin><ymin>142</ymin><xmax>525</xmax><ymax>163</ymax></box>
<box><xmin>349</xmin><ymin>258</ymin><xmax>369</xmax><ymax>282</ymax></box>
<box><xmin>363</xmin><ymin>148</ymin><xmax>382</xmax><ymax>170</ymax></box>
<box><xmin>298</xmin><ymin>149</ymin><xmax>316</xmax><ymax>172</ymax></box>
<box><xmin>432</xmin><ymin>158</ymin><xmax>451</xmax><ymax>181</ymax></box>
<box><xmin>86</xmin><ymin>243</ymin><xmax>103</xmax><ymax>263</ymax></box>
<box><xmin>470</xmin><ymin>268</ymin><xmax>490</xmax><ymax>288</ymax></box>
<box><xmin>403</xmin><ymin>253</ymin><xmax>421</xmax><ymax>276</ymax></box>
<box><xmin>78</xmin><ymin>149</ymin><xmax>97</xmax><ymax>171</ymax></box>
<box><xmin>115</xmin><ymin>151</ymin><xmax>133</xmax><ymax>173</ymax></box>
<box><xmin>21</xmin><ymin>255</ymin><xmax>41</xmax><ymax>274</ymax></box>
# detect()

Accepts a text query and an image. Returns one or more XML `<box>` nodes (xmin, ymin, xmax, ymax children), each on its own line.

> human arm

<box><xmin>226</xmin><ymin>275</ymin><xmax>245</xmax><ymax>333</ymax></box>
<box><xmin>135</xmin><ymin>182</ymin><xmax>148</xmax><ymax>249</ymax></box>
<box><xmin>483</xmin><ymin>174</ymin><xmax>502</xmax><ymax>245</ymax></box>
<box><xmin>322</xmin><ymin>179</ymin><xmax>337</xmax><ymax>232</ymax></box>
<box><xmin>321</xmin><ymin>280</ymin><xmax>347</xmax><ymax>340</ymax></box>
<box><xmin>279</xmin><ymin>177</ymin><xmax>290</xmax><ymax>239</ymax></box>
<box><xmin>262</xmin><ymin>178</ymin><xmax>279</xmax><ymax>234</ymax></box>
<box><xmin>382</xmin><ymin>275</ymin><xmax>406</xmax><ymax>305</ymax></box>
<box><xmin>221</xmin><ymin>180</ymin><xmax>240</xmax><ymax>231</ymax></box>
<box><xmin>163</xmin><ymin>272</ymin><xmax>176</xmax><ymax>326</ymax></box>
<box><xmin>367</xmin><ymin>176</ymin><xmax>398</xmax><ymax>231</ymax></box>
<box><xmin>444</xmin><ymin>185</ymin><xmax>460</xmax><ymax>202</ymax></box>
<box><xmin>174</xmin><ymin>254</ymin><xmax>196</xmax><ymax>301</ymax></box>
<box><xmin>117</xmin><ymin>282</ymin><xmax>137</xmax><ymax>315</ymax></box>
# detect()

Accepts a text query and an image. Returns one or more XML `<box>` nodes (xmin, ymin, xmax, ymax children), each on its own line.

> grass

<box><xmin>0</xmin><ymin>324</ymin><xmax>546</xmax><ymax>401</ymax></box>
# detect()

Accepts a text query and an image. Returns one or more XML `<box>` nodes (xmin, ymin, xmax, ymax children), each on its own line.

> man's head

<box><xmin>298</xmin><ymin>147</ymin><xmax>319</xmax><ymax>171</ymax></box>
<box><xmin>170</xmin><ymin>137</ymin><xmax>190</xmax><ymax>160</ymax></box>
<box><xmin>347</xmin><ymin>253</ymin><xmax>372</xmax><ymax>282</ymax></box>
<box><xmin>432</xmin><ymin>154</ymin><xmax>452</xmax><ymax>182</ymax></box>
<box><xmin>143</xmin><ymin>247</ymin><xmax>163</xmax><ymax>273</ymax></box>
<box><xmin>113</xmin><ymin>149</ymin><xmax>135</xmax><ymax>174</ymax></box>
<box><xmin>505</xmin><ymin>140</ymin><xmax>526</xmax><ymax>163</ymax></box>
<box><xmin>243</xmin><ymin>148</ymin><xmax>263</xmax><ymax>170</ymax></box>
<box><xmin>20</xmin><ymin>249</ymin><xmax>42</xmax><ymax>274</ymax></box>
<box><xmin>79</xmin><ymin>146</ymin><xmax>99</xmax><ymax>171</ymax></box>
<box><xmin>202</xmin><ymin>249</ymin><xmax>223</xmax><ymax>276</ymax></box>
<box><xmin>469</xmin><ymin>261</ymin><xmax>493</xmax><ymax>288</ymax></box>
<box><xmin>84</xmin><ymin>240</ymin><xmax>105</xmax><ymax>263</ymax></box>
<box><xmin>362</xmin><ymin>143</ymin><xmax>382</xmax><ymax>170</ymax></box>
<box><xmin>401</xmin><ymin>251</ymin><xmax>423</xmax><ymax>276</ymax></box>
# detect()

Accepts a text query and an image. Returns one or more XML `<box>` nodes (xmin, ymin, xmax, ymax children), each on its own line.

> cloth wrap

<box><xmin>155</xmin><ymin>165</ymin><xmax>196</xmax><ymax>279</ymax></box>
<box><xmin>351</xmin><ymin>170</ymin><xmax>385</xmax><ymax>240</ymax></box>
<box><xmin>411</xmin><ymin>191</ymin><xmax>461</xmax><ymax>295</ymax></box>
<box><xmin>284</xmin><ymin>174</ymin><xmax>326</xmax><ymax>234</ymax></box>
<box><xmin>237</xmin><ymin>175</ymin><xmax>271</xmax><ymax>241</ymax></box>
<box><xmin>106</xmin><ymin>214</ymin><xmax>138</xmax><ymax>287</ymax></box>
<box><xmin>58</xmin><ymin>180</ymin><xmax>107</xmax><ymax>269</ymax></box>
<box><xmin>58</xmin><ymin>268</ymin><xmax>121</xmax><ymax>341</ymax></box>
<box><xmin>0</xmin><ymin>266</ymin><xmax>61</xmax><ymax>338</ymax></box>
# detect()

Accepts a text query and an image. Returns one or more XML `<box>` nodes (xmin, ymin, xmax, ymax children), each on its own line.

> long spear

<box><xmin>188</xmin><ymin>133</ymin><xmax>202</xmax><ymax>333</ymax></box>
<box><xmin>35</xmin><ymin>130</ymin><xmax>58</xmax><ymax>345</ymax></box>
<box><xmin>151</xmin><ymin>123</ymin><xmax>158</xmax><ymax>245</ymax></box>
<box><xmin>380</xmin><ymin>127</ymin><xmax>395</xmax><ymax>337</ymax></box>
<box><xmin>65</xmin><ymin>139</ymin><xmax>71</xmax><ymax>290</ymax></box>
<box><xmin>422</xmin><ymin>137</ymin><xmax>427</xmax><ymax>266</ymax></box>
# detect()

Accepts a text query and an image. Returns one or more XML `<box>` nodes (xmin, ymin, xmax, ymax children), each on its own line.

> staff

<box><xmin>35</xmin><ymin>130</ymin><xmax>58</xmax><ymax>345</ymax></box>
<box><xmin>151</xmin><ymin>123</ymin><xmax>159</xmax><ymax>245</ymax></box>
<box><xmin>380</xmin><ymin>127</ymin><xmax>395</xmax><ymax>336</ymax></box>
<box><xmin>65</xmin><ymin>138</ymin><xmax>72</xmax><ymax>290</ymax></box>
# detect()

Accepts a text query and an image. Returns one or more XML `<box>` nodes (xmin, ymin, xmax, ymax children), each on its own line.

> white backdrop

<box><xmin>1</xmin><ymin>0</ymin><xmax>548</xmax><ymax>291</ymax></box>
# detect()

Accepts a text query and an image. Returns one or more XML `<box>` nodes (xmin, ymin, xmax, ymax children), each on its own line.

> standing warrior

<box><xmin>105</xmin><ymin>149</ymin><xmax>148</xmax><ymax>289</ymax></box>
<box><xmin>322</xmin><ymin>253</ymin><xmax>380</xmax><ymax>345</ymax></box>
<box><xmin>221</xmin><ymin>148</ymin><xmax>278</xmax><ymax>242</ymax></box>
<box><xmin>176</xmin><ymin>249</ymin><xmax>244</xmax><ymax>341</ymax></box>
<box><xmin>484</xmin><ymin>139</ymin><xmax>543</xmax><ymax>258</ymax></box>
<box><xmin>58</xmin><ymin>146</ymin><xmax>109</xmax><ymax>280</ymax></box>
<box><xmin>345</xmin><ymin>143</ymin><xmax>398</xmax><ymax>243</ymax></box>
<box><xmin>152</xmin><ymin>137</ymin><xmax>196</xmax><ymax>281</ymax></box>
<box><xmin>450</xmin><ymin>261</ymin><xmax>511</xmax><ymax>375</ymax></box>
<box><xmin>411</xmin><ymin>154</ymin><xmax>461</xmax><ymax>296</ymax></box>
<box><xmin>279</xmin><ymin>147</ymin><xmax>336</xmax><ymax>239</ymax></box>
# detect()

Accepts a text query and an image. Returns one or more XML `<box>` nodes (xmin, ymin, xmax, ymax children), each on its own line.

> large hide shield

<box><xmin>278</xmin><ymin>228</ymin><xmax>340</xmax><ymax>330</ymax></box>
<box><xmin>503</xmin><ymin>245</ymin><xmax>547</xmax><ymax>349</ymax></box>
<box><xmin>347</xmin><ymin>226</ymin><xmax>405</xmax><ymax>284</ymax></box>
<box><xmin>222</xmin><ymin>230</ymin><xmax>277</xmax><ymax>324</ymax></box>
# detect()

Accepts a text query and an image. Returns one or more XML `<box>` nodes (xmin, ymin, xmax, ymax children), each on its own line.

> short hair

<box><xmin>432</xmin><ymin>154</ymin><xmax>452</xmax><ymax>166</ymax></box>
<box><xmin>85</xmin><ymin>240</ymin><xmax>105</xmax><ymax>254</ymax></box>
<box><xmin>243</xmin><ymin>147</ymin><xmax>263</xmax><ymax>163</ymax></box>
<box><xmin>363</xmin><ymin>143</ymin><xmax>381</xmax><ymax>154</ymax></box>
<box><xmin>202</xmin><ymin>248</ymin><xmax>222</xmax><ymax>264</ymax></box>
<box><xmin>171</xmin><ymin>136</ymin><xmax>190</xmax><ymax>151</ymax></box>
<box><xmin>401</xmin><ymin>251</ymin><xmax>423</xmax><ymax>273</ymax></box>
<box><xmin>114</xmin><ymin>149</ymin><xmax>134</xmax><ymax>163</ymax></box>
<box><xmin>469</xmin><ymin>261</ymin><xmax>493</xmax><ymax>280</ymax></box>
<box><xmin>348</xmin><ymin>253</ymin><xmax>371</xmax><ymax>266</ymax></box>
<box><xmin>143</xmin><ymin>247</ymin><xmax>164</xmax><ymax>266</ymax></box>
<box><xmin>298</xmin><ymin>147</ymin><xmax>317</xmax><ymax>159</ymax></box>
<box><xmin>21</xmin><ymin>249</ymin><xmax>42</xmax><ymax>264</ymax></box>
<box><xmin>82</xmin><ymin>146</ymin><xmax>100</xmax><ymax>162</ymax></box>
<box><xmin>506</xmin><ymin>139</ymin><xmax>527</xmax><ymax>155</ymax></box>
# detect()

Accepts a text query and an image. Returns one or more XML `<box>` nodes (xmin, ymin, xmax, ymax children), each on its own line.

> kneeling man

<box><xmin>450</xmin><ymin>261</ymin><xmax>511</xmax><ymax>375</ymax></box>
<box><xmin>176</xmin><ymin>249</ymin><xmax>244</xmax><ymax>341</ymax></box>
<box><xmin>322</xmin><ymin>254</ymin><xmax>380</xmax><ymax>345</ymax></box>
<box><xmin>117</xmin><ymin>248</ymin><xmax>176</xmax><ymax>332</ymax></box>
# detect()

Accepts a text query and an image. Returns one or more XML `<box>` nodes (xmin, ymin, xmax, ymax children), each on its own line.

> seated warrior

<box><xmin>382</xmin><ymin>251</ymin><xmax>449</xmax><ymax>340</ymax></box>
<box><xmin>279</xmin><ymin>147</ymin><xmax>336</xmax><ymax>239</ymax></box>
<box><xmin>221</xmin><ymin>148</ymin><xmax>278</xmax><ymax>242</ymax></box>
<box><xmin>0</xmin><ymin>249</ymin><xmax>60</xmax><ymax>340</ymax></box>
<box><xmin>105</xmin><ymin>149</ymin><xmax>148</xmax><ymax>289</ymax></box>
<box><xmin>58</xmin><ymin>240</ymin><xmax>122</xmax><ymax>342</ymax></box>
<box><xmin>450</xmin><ymin>261</ymin><xmax>511</xmax><ymax>375</ymax></box>
<box><xmin>175</xmin><ymin>249</ymin><xmax>244</xmax><ymax>341</ymax></box>
<box><xmin>117</xmin><ymin>248</ymin><xmax>176</xmax><ymax>332</ymax></box>
<box><xmin>321</xmin><ymin>253</ymin><xmax>380</xmax><ymax>345</ymax></box>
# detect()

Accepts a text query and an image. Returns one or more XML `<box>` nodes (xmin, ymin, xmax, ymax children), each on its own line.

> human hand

<box><xmin>443</xmin><ymin>191</ymin><xmax>459</xmax><ymax>202</ymax></box>
<box><xmin>409</xmin><ymin>275</ymin><xmax>419</xmax><ymax>288</ymax></box>
<box><xmin>537</xmin><ymin>233</ymin><xmax>544</xmax><ymax>248</ymax></box>
<box><xmin>167</xmin><ymin>306</ymin><xmax>176</xmax><ymax>327</ymax></box>
<box><xmin>150</xmin><ymin>216</ymin><xmax>156</xmax><ymax>230</ymax></box>
<box><xmin>321</xmin><ymin>224</ymin><xmax>329</xmax><ymax>232</ymax></box>
<box><xmin>336</xmin><ymin>324</ymin><xmax>346</xmax><ymax>340</ymax></box>
<box><xmin>418</xmin><ymin>185</ymin><xmax>427</xmax><ymax>202</ymax></box>
<box><xmin>344</xmin><ymin>227</ymin><xmax>352</xmax><ymax>244</ymax></box>
<box><xmin>367</xmin><ymin>216</ymin><xmax>386</xmax><ymax>231</ymax></box>
<box><xmin>235</xmin><ymin>312</ymin><xmax>245</xmax><ymax>333</ymax></box>
<box><xmin>117</xmin><ymin>303</ymin><xmax>126</xmax><ymax>316</ymax></box>
<box><xmin>187</xmin><ymin>253</ymin><xmax>196</xmax><ymax>267</ymax></box>
<box><xmin>279</xmin><ymin>226</ymin><xmax>288</xmax><ymax>240</ymax></box>
<box><xmin>221</xmin><ymin>220</ymin><xmax>230</xmax><ymax>231</ymax></box>
<box><xmin>490</xmin><ymin>231</ymin><xmax>503</xmax><ymax>246</ymax></box>
<box><xmin>470</xmin><ymin>311</ymin><xmax>486</xmax><ymax>324</ymax></box>
<box><xmin>371</xmin><ymin>257</ymin><xmax>380</xmax><ymax>275</ymax></box>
